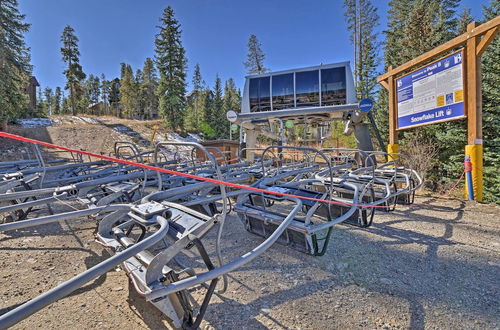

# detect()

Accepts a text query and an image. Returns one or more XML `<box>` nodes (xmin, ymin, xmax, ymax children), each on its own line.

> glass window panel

<box><xmin>258</xmin><ymin>77</ymin><xmax>270</xmax><ymax>112</ymax></box>
<box><xmin>321</xmin><ymin>67</ymin><xmax>346</xmax><ymax>106</ymax></box>
<box><xmin>249</xmin><ymin>78</ymin><xmax>259</xmax><ymax>112</ymax></box>
<box><xmin>296</xmin><ymin>70</ymin><xmax>319</xmax><ymax>107</ymax></box>
<box><xmin>249</xmin><ymin>77</ymin><xmax>271</xmax><ymax>112</ymax></box>
<box><xmin>271</xmin><ymin>73</ymin><xmax>294</xmax><ymax>110</ymax></box>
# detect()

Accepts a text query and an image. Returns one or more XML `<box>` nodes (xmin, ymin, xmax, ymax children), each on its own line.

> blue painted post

<box><xmin>464</xmin><ymin>155</ymin><xmax>474</xmax><ymax>201</ymax></box>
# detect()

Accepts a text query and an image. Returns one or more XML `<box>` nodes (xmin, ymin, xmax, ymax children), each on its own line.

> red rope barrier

<box><xmin>0</xmin><ymin>132</ymin><xmax>393</xmax><ymax>209</ymax></box>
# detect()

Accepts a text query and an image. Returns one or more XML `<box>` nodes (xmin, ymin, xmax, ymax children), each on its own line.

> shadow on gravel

<box><xmin>193</xmin><ymin>199</ymin><xmax>499</xmax><ymax>329</ymax></box>
<box><xmin>125</xmin><ymin>280</ymin><xmax>177</xmax><ymax>330</ymax></box>
<box><xmin>0</xmin><ymin>218</ymin><xmax>110</xmax><ymax>318</ymax></box>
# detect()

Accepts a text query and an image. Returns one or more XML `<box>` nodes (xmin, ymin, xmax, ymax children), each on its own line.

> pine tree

<box><xmin>211</xmin><ymin>75</ymin><xmax>227</xmax><ymax>139</ymax></box>
<box><xmin>54</xmin><ymin>87</ymin><xmax>62</xmax><ymax>114</ymax></box>
<box><xmin>37</xmin><ymin>88</ymin><xmax>47</xmax><ymax>115</ymax></box>
<box><xmin>109</xmin><ymin>78</ymin><xmax>121</xmax><ymax>117</ymax></box>
<box><xmin>139</xmin><ymin>58</ymin><xmax>159</xmax><ymax>120</ymax></box>
<box><xmin>223</xmin><ymin>78</ymin><xmax>240</xmax><ymax>113</ymax></box>
<box><xmin>44</xmin><ymin>87</ymin><xmax>54</xmax><ymax>115</ymax></box>
<box><xmin>434</xmin><ymin>0</ymin><xmax>461</xmax><ymax>43</ymax></box>
<box><xmin>185</xmin><ymin>64</ymin><xmax>207</xmax><ymax>131</ymax></box>
<box><xmin>223</xmin><ymin>78</ymin><xmax>240</xmax><ymax>140</ymax></box>
<box><xmin>204</xmin><ymin>88</ymin><xmax>213</xmax><ymax>121</ymax></box>
<box><xmin>343</xmin><ymin>0</ymin><xmax>380</xmax><ymax>99</ymax></box>
<box><xmin>0</xmin><ymin>0</ymin><xmax>31</xmax><ymax>128</ymax></box>
<box><xmin>119</xmin><ymin>64</ymin><xmax>138</xmax><ymax>118</ymax></box>
<box><xmin>481</xmin><ymin>0</ymin><xmax>500</xmax><ymax>203</ymax></box>
<box><xmin>456</xmin><ymin>8</ymin><xmax>474</xmax><ymax>34</ymax></box>
<box><xmin>155</xmin><ymin>6</ymin><xmax>187</xmax><ymax>131</ymax></box>
<box><xmin>85</xmin><ymin>74</ymin><xmax>101</xmax><ymax>104</ymax></box>
<box><xmin>100</xmin><ymin>74</ymin><xmax>110</xmax><ymax>116</ymax></box>
<box><xmin>60</xmin><ymin>25</ymin><xmax>86</xmax><ymax>115</ymax></box>
<box><xmin>244</xmin><ymin>34</ymin><xmax>268</xmax><ymax>74</ymax></box>
<box><xmin>200</xmin><ymin>89</ymin><xmax>215</xmax><ymax>138</ymax></box>
<box><xmin>61</xmin><ymin>95</ymin><xmax>70</xmax><ymax>114</ymax></box>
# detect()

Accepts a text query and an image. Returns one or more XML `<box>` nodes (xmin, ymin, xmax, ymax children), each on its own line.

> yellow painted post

<box><xmin>465</xmin><ymin>145</ymin><xmax>483</xmax><ymax>201</ymax></box>
<box><xmin>387</xmin><ymin>143</ymin><xmax>399</xmax><ymax>164</ymax></box>
<box><xmin>387</xmin><ymin>67</ymin><xmax>400</xmax><ymax>165</ymax></box>
<box><xmin>465</xmin><ymin>22</ymin><xmax>484</xmax><ymax>201</ymax></box>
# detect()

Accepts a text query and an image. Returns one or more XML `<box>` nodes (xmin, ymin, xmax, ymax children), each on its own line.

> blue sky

<box><xmin>19</xmin><ymin>0</ymin><xmax>490</xmax><ymax>93</ymax></box>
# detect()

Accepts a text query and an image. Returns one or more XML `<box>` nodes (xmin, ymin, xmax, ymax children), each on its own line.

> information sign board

<box><xmin>396</xmin><ymin>50</ymin><xmax>465</xmax><ymax>129</ymax></box>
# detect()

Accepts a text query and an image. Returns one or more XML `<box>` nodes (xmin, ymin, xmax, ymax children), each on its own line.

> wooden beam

<box><xmin>477</xmin><ymin>26</ymin><xmax>499</xmax><ymax>56</ymax></box>
<box><xmin>466</xmin><ymin>22</ymin><xmax>482</xmax><ymax>145</ymax></box>
<box><xmin>377</xmin><ymin>16</ymin><xmax>500</xmax><ymax>82</ymax></box>
<box><xmin>379</xmin><ymin>80</ymin><xmax>389</xmax><ymax>90</ymax></box>
<box><xmin>387</xmin><ymin>66</ymin><xmax>398</xmax><ymax>145</ymax></box>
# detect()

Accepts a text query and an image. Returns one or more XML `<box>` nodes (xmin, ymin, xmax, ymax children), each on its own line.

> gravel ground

<box><xmin>0</xmin><ymin>196</ymin><xmax>499</xmax><ymax>329</ymax></box>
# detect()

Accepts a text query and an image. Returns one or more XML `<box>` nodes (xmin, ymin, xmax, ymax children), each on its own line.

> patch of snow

<box><xmin>17</xmin><ymin>118</ymin><xmax>53</xmax><ymax>128</ymax></box>
<box><xmin>112</xmin><ymin>125</ymin><xmax>131</xmax><ymax>133</ymax></box>
<box><xmin>166</xmin><ymin>133</ymin><xmax>199</xmax><ymax>143</ymax></box>
<box><xmin>188</xmin><ymin>133</ymin><xmax>201</xmax><ymax>142</ymax></box>
<box><xmin>71</xmin><ymin>116</ymin><xmax>101</xmax><ymax>124</ymax></box>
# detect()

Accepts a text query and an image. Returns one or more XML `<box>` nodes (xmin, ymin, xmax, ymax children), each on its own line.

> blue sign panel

<box><xmin>396</xmin><ymin>50</ymin><xmax>465</xmax><ymax>129</ymax></box>
<box><xmin>358</xmin><ymin>98</ymin><xmax>373</xmax><ymax>112</ymax></box>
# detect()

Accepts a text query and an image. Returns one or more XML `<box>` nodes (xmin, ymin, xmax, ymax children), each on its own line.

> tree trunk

<box><xmin>70</xmin><ymin>82</ymin><xmax>77</xmax><ymax>116</ymax></box>
<box><xmin>1</xmin><ymin>120</ymin><xmax>8</xmax><ymax>132</ymax></box>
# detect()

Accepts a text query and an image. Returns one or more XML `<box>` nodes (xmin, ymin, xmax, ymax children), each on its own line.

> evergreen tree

<box><xmin>200</xmin><ymin>89</ymin><xmax>215</xmax><ymax>138</ymax></box>
<box><xmin>223</xmin><ymin>78</ymin><xmax>240</xmax><ymax>113</ymax></box>
<box><xmin>481</xmin><ymin>0</ymin><xmax>500</xmax><ymax>203</ymax></box>
<box><xmin>185</xmin><ymin>63</ymin><xmax>207</xmax><ymax>131</ymax></box>
<box><xmin>0</xmin><ymin>0</ymin><xmax>31</xmax><ymax>127</ymax></box>
<box><xmin>109</xmin><ymin>78</ymin><xmax>121</xmax><ymax>117</ymax></box>
<box><xmin>120</xmin><ymin>63</ymin><xmax>127</xmax><ymax>79</ymax></box>
<box><xmin>85</xmin><ymin>74</ymin><xmax>101</xmax><ymax>104</ymax></box>
<box><xmin>100</xmin><ymin>73</ymin><xmax>110</xmax><ymax>116</ymax></box>
<box><xmin>44</xmin><ymin>87</ymin><xmax>54</xmax><ymax>115</ymax></box>
<box><xmin>211</xmin><ymin>75</ymin><xmax>226</xmax><ymax>139</ymax></box>
<box><xmin>60</xmin><ymin>25</ymin><xmax>86</xmax><ymax>115</ymax></box>
<box><xmin>456</xmin><ymin>8</ymin><xmax>474</xmax><ymax>34</ymax></box>
<box><xmin>82</xmin><ymin>74</ymin><xmax>100</xmax><ymax>115</ymax></box>
<box><xmin>37</xmin><ymin>88</ymin><xmax>47</xmax><ymax>115</ymax></box>
<box><xmin>119</xmin><ymin>64</ymin><xmax>138</xmax><ymax>118</ymax></box>
<box><xmin>61</xmin><ymin>95</ymin><xmax>70</xmax><ymax>114</ymax></box>
<box><xmin>244</xmin><ymin>34</ymin><xmax>268</xmax><ymax>74</ymax></box>
<box><xmin>139</xmin><ymin>58</ymin><xmax>159</xmax><ymax>119</ymax></box>
<box><xmin>434</xmin><ymin>0</ymin><xmax>461</xmax><ymax>42</ymax></box>
<box><xmin>54</xmin><ymin>87</ymin><xmax>62</xmax><ymax>114</ymax></box>
<box><xmin>223</xmin><ymin>78</ymin><xmax>240</xmax><ymax>139</ymax></box>
<box><xmin>343</xmin><ymin>0</ymin><xmax>380</xmax><ymax>99</ymax></box>
<box><xmin>155</xmin><ymin>6</ymin><xmax>187</xmax><ymax>131</ymax></box>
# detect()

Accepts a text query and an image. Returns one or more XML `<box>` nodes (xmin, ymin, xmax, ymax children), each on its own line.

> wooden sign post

<box><xmin>377</xmin><ymin>17</ymin><xmax>499</xmax><ymax>202</ymax></box>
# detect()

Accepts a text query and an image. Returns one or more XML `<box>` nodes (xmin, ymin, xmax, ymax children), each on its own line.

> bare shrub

<box><xmin>400</xmin><ymin>131</ymin><xmax>438</xmax><ymax>188</ymax></box>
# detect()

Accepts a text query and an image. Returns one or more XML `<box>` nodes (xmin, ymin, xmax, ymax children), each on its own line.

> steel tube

<box><xmin>0</xmin><ymin>204</ymin><xmax>130</xmax><ymax>232</ymax></box>
<box><xmin>146</xmin><ymin>197</ymin><xmax>302</xmax><ymax>300</ymax></box>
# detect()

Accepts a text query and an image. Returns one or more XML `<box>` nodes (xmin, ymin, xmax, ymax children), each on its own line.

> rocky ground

<box><xmin>0</xmin><ymin>117</ymin><xmax>499</xmax><ymax>329</ymax></box>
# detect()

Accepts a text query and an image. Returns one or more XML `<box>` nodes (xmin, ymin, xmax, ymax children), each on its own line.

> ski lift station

<box><xmin>227</xmin><ymin>61</ymin><xmax>375</xmax><ymax>159</ymax></box>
